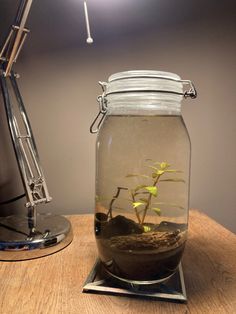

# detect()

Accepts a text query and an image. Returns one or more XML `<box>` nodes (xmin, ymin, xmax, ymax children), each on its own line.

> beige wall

<box><xmin>0</xmin><ymin>17</ymin><xmax>235</xmax><ymax>232</ymax></box>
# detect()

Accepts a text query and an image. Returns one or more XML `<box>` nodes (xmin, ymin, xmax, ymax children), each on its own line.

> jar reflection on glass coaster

<box><xmin>91</xmin><ymin>70</ymin><xmax>197</xmax><ymax>284</ymax></box>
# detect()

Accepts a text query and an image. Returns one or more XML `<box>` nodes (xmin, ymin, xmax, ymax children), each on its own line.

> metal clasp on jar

<box><xmin>90</xmin><ymin>82</ymin><xmax>108</xmax><ymax>134</ymax></box>
<box><xmin>181</xmin><ymin>80</ymin><xmax>197</xmax><ymax>99</ymax></box>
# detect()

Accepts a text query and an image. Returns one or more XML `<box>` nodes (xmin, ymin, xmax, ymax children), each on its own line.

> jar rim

<box><xmin>108</xmin><ymin>70</ymin><xmax>181</xmax><ymax>82</ymax></box>
<box><xmin>106</xmin><ymin>70</ymin><xmax>183</xmax><ymax>97</ymax></box>
<box><xmin>103</xmin><ymin>70</ymin><xmax>197</xmax><ymax>100</ymax></box>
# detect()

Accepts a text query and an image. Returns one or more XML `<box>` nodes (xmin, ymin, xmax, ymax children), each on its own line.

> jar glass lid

<box><xmin>104</xmin><ymin>70</ymin><xmax>196</xmax><ymax>99</ymax></box>
<box><xmin>90</xmin><ymin>70</ymin><xmax>197</xmax><ymax>134</ymax></box>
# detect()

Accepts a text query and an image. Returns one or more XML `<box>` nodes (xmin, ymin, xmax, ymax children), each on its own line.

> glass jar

<box><xmin>91</xmin><ymin>70</ymin><xmax>197</xmax><ymax>284</ymax></box>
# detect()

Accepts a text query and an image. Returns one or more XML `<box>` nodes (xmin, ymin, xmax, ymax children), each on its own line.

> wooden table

<box><xmin>0</xmin><ymin>210</ymin><xmax>235</xmax><ymax>314</ymax></box>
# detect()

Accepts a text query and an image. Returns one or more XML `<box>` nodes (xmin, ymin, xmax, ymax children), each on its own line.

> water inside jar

<box><xmin>95</xmin><ymin>115</ymin><xmax>190</xmax><ymax>283</ymax></box>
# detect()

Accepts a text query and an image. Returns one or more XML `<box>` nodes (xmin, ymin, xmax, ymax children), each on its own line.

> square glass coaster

<box><xmin>83</xmin><ymin>259</ymin><xmax>187</xmax><ymax>303</ymax></box>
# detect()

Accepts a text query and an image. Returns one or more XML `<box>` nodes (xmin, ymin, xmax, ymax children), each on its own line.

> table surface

<box><xmin>0</xmin><ymin>210</ymin><xmax>235</xmax><ymax>314</ymax></box>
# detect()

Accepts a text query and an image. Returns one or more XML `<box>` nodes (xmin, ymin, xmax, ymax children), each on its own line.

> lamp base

<box><xmin>0</xmin><ymin>213</ymin><xmax>73</xmax><ymax>261</ymax></box>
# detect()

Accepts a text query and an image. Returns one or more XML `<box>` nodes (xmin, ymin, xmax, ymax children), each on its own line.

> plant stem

<box><xmin>140</xmin><ymin>174</ymin><xmax>161</xmax><ymax>225</ymax></box>
<box><xmin>107</xmin><ymin>187</ymin><xmax>128</xmax><ymax>219</ymax></box>
<box><xmin>131</xmin><ymin>191</ymin><xmax>141</xmax><ymax>224</ymax></box>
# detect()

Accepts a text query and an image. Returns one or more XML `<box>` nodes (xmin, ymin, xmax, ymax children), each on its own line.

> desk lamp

<box><xmin>0</xmin><ymin>0</ymin><xmax>93</xmax><ymax>260</ymax></box>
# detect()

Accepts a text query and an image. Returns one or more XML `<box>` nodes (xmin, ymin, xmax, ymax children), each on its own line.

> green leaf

<box><xmin>157</xmin><ymin>170</ymin><xmax>165</xmax><ymax>175</ymax></box>
<box><xmin>147</xmin><ymin>165</ymin><xmax>159</xmax><ymax>171</ymax></box>
<box><xmin>126</xmin><ymin>174</ymin><xmax>138</xmax><ymax>178</ymax></box>
<box><xmin>144</xmin><ymin>186</ymin><xmax>158</xmax><ymax>197</ymax></box>
<box><xmin>134</xmin><ymin>185</ymin><xmax>147</xmax><ymax>192</ymax></box>
<box><xmin>160</xmin><ymin>162</ymin><xmax>170</xmax><ymax>170</ymax></box>
<box><xmin>152</xmin><ymin>208</ymin><xmax>161</xmax><ymax>216</ymax></box>
<box><xmin>143</xmin><ymin>225</ymin><xmax>151</xmax><ymax>232</ymax></box>
<box><xmin>126</xmin><ymin>174</ymin><xmax>150</xmax><ymax>179</ymax></box>
<box><xmin>165</xmin><ymin>169</ymin><xmax>183</xmax><ymax>173</ymax></box>
<box><xmin>160</xmin><ymin>178</ymin><xmax>185</xmax><ymax>183</ymax></box>
<box><xmin>132</xmin><ymin>202</ymin><xmax>145</xmax><ymax>208</ymax></box>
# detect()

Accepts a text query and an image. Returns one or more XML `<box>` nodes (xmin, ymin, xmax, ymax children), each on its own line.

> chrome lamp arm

<box><xmin>0</xmin><ymin>0</ymin><xmax>93</xmax><ymax>259</ymax></box>
<box><xmin>0</xmin><ymin>0</ymin><xmax>51</xmax><ymax>226</ymax></box>
<box><xmin>0</xmin><ymin>0</ymin><xmax>32</xmax><ymax>76</ymax></box>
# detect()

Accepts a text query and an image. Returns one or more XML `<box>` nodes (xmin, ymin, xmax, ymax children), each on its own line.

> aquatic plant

<box><xmin>108</xmin><ymin>161</ymin><xmax>185</xmax><ymax>225</ymax></box>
